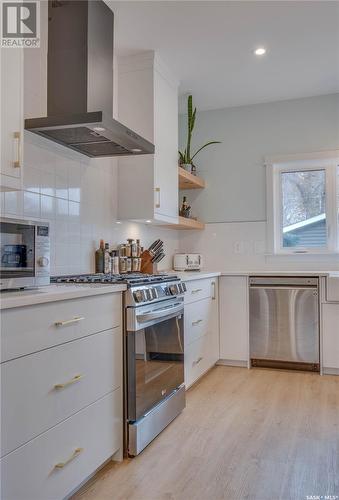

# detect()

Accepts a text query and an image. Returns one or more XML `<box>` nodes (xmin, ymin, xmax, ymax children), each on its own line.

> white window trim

<box><xmin>266</xmin><ymin>150</ymin><xmax>339</xmax><ymax>256</ymax></box>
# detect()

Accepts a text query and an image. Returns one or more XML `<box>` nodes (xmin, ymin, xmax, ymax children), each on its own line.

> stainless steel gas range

<box><xmin>51</xmin><ymin>273</ymin><xmax>187</xmax><ymax>456</ymax></box>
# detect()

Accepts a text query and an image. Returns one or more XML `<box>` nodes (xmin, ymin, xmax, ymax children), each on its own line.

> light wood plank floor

<box><xmin>72</xmin><ymin>366</ymin><xmax>339</xmax><ymax>500</ymax></box>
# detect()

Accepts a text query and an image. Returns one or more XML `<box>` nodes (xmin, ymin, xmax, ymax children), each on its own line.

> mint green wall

<box><xmin>179</xmin><ymin>93</ymin><xmax>339</xmax><ymax>223</ymax></box>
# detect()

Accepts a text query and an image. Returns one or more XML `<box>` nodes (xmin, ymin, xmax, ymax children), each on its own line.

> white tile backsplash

<box><xmin>179</xmin><ymin>222</ymin><xmax>339</xmax><ymax>272</ymax></box>
<box><xmin>0</xmin><ymin>134</ymin><xmax>180</xmax><ymax>276</ymax></box>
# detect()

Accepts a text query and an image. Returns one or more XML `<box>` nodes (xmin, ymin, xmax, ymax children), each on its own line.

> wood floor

<box><xmin>72</xmin><ymin>366</ymin><xmax>339</xmax><ymax>500</ymax></box>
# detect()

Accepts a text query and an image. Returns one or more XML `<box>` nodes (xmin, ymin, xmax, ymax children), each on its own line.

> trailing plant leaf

<box><xmin>191</xmin><ymin>141</ymin><xmax>221</xmax><ymax>161</ymax></box>
<box><xmin>179</xmin><ymin>150</ymin><xmax>186</xmax><ymax>164</ymax></box>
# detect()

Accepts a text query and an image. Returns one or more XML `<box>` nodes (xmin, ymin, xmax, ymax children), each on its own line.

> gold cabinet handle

<box><xmin>54</xmin><ymin>447</ymin><xmax>84</xmax><ymax>469</ymax></box>
<box><xmin>54</xmin><ymin>316</ymin><xmax>85</xmax><ymax>327</ymax></box>
<box><xmin>211</xmin><ymin>281</ymin><xmax>216</xmax><ymax>300</ymax></box>
<box><xmin>193</xmin><ymin>356</ymin><xmax>203</xmax><ymax>366</ymax></box>
<box><xmin>54</xmin><ymin>374</ymin><xmax>83</xmax><ymax>390</ymax></box>
<box><xmin>191</xmin><ymin>288</ymin><xmax>202</xmax><ymax>294</ymax></box>
<box><xmin>13</xmin><ymin>131</ymin><xmax>21</xmax><ymax>168</ymax></box>
<box><xmin>155</xmin><ymin>187</ymin><xmax>160</xmax><ymax>208</ymax></box>
<box><xmin>192</xmin><ymin>319</ymin><xmax>203</xmax><ymax>326</ymax></box>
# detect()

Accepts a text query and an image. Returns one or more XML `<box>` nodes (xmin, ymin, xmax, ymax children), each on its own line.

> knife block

<box><xmin>140</xmin><ymin>250</ymin><xmax>158</xmax><ymax>274</ymax></box>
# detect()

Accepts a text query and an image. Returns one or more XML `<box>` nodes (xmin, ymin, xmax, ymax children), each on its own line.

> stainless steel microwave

<box><xmin>0</xmin><ymin>218</ymin><xmax>50</xmax><ymax>290</ymax></box>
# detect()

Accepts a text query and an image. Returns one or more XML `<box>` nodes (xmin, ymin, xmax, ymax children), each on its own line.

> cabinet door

<box><xmin>219</xmin><ymin>276</ymin><xmax>249</xmax><ymax>363</ymax></box>
<box><xmin>322</xmin><ymin>303</ymin><xmax>339</xmax><ymax>371</ymax></box>
<box><xmin>154</xmin><ymin>68</ymin><xmax>178</xmax><ymax>221</ymax></box>
<box><xmin>0</xmin><ymin>48</ymin><xmax>23</xmax><ymax>179</ymax></box>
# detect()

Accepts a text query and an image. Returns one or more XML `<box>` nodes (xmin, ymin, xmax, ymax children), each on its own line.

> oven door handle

<box><xmin>136</xmin><ymin>303</ymin><xmax>184</xmax><ymax>323</ymax></box>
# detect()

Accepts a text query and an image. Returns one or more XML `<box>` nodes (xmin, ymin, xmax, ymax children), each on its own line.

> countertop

<box><xmin>0</xmin><ymin>283</ymin><xmax>127</xmax><ymax>310</ymax></box>
<box><xmin>169</xmin><ymin>270</ymin><xmax>339</xmax><ymax>280</ymax></box>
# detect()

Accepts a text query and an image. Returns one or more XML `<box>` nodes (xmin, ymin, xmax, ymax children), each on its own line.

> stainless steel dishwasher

<box><xmin>249</xmin><ymin>277</ymin><xmax>320</xmax><ymax>372</ymax></box>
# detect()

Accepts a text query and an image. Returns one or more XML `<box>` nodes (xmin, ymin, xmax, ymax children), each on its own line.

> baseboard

<box><xmin>217</xmin><ymin>359</ymin><xmax>248</xmax><ymax>368</ymax></box>
<box><xmin>322</xmin><ymin>367</ymin><xmax>339</xmax><ymax>376</ymax></box>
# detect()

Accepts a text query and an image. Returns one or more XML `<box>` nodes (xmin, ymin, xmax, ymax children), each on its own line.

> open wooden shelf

<box><xmin>164</xmin><ymin>216</ymin><xmax>205</xmax><ymax>230</ymax></box>
<box><xmin>178</xmin><ymin>167</ymin><xmax>205</xmax><ymax>189</ymax></box>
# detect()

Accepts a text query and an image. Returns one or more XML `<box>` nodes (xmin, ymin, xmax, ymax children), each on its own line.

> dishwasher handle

<box><xmin>249</xmin><ymin>285</ymin><xmax>318</xmax><ymax>291</ymax></box>
<box><xmin>249</xmin><ymin>276</ymin><xmax>319</xmax><ymax>288</ymax></box>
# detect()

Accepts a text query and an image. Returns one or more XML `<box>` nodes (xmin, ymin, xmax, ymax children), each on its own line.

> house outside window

<box><xmin>266</xmin><ymin>151</ymin><xmax>339</xmax><ymax>255</ymax></box>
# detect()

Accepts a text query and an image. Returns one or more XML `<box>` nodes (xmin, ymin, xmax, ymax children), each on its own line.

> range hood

<box><xmin>25</xmin><ymin>0</ymin><xmax>154</xmax><ymax>158</ymax></box>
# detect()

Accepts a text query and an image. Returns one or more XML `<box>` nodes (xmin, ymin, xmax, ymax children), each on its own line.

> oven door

<box><xmin>126</xmin><ymin>299</ymin><xmax>184</xmax><ymax>422</ymax></box>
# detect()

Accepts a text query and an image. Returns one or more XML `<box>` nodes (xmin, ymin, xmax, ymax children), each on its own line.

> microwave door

<box><xmin>0</xmin><ymin>222</ymin><xmax>35</xmax><ymax>278</ymax></box>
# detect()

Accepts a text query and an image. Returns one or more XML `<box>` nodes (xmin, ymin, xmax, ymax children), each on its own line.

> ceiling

<box><xmin>109</xmin><ymin>1</ymin><xmax>339</xmax><ymax>112</ymax></box>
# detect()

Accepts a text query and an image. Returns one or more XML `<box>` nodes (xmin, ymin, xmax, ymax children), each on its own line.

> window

<box><xmin>266</xmin><ymin>152</ymin><xmax>339</xmax><ymax>254</ymax></box>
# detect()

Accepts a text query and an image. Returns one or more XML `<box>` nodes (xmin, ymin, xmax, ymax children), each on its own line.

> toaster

<box><xmin>173</xmin><ymin>253</ymin><xmax>203</xmax><ymax>271</ymax></box>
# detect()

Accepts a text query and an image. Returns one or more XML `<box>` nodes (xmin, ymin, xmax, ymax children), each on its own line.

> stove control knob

<box><xmin>134</xmin><ymin>290</ymin><xmax>144</xmax><ymax>303</ymax></box>
<box><xmin>145</xmin><ymin>289</ymin><xmax>153</xmax><ymax>301</ymax></box>
<box><xmin>169</xmin><ymin>284</ymin><xmax>178</xmax><ymax>295</ymax></box>
<box><xmin>181</xmin><ymin>282</ymin><xmax>187</xmax><ymax>292</ymax></box>
<box><xmin>151</xmin><ymin>287</ymin><xmax>158</xmax><ymax>299</ymax></box>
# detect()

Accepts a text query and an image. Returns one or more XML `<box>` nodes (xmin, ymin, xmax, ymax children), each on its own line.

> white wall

<box><xmin>179</xmin><ymin>93</ymin><xmax>339</xmax><ymax>271</ymax></box>
<box><xmin>0</xmin><ymin>133</ymin><xmax>179</xmax><ymax>276</ymax></box>
<box><xmin>179</xmin><ymin>93</ymin><xmax>339</xmax><ymax>223</ymax></box>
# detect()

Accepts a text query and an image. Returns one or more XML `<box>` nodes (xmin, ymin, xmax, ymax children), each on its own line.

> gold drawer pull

<box><xmin>191</xmin><ymin>288</ymin><xmax>202</xmax><ymax>294</ymax></box>
<box><xmin>54</xmin><ymin>447</ymin><xmax>83</xmax><ymax>469</ymax></box>
<box><xmin>193</xmin><ymin>357</ymin><xmax>203</xmax><ymax>366</ymax></box>
<box><xmin>13</xmin><ymin>131</ymin><xmax>21</xmax><ymax>168</ymax></box>
<box><xmin>155</xmin><ymin>187</ymin><xmax>161</xmax><ymax>208</ymax></box>
<box><xmin>192</xmin><ymin>319</ymin><xmax>203</xmax><ymax>326</ymax></box>
<box><xmin>54</xmin><ymin>374</ymin><xmax>83</xmax><ymax>390</ymax></box>
<box><xmin>211</xmin><ymin>281</ymin><xmax>216</xmax><ymax>300</ymax></box>
<box><xmin>55</xmin><ymin>316</ymin><xmax>85</xmax><ymax>327</ymax></box>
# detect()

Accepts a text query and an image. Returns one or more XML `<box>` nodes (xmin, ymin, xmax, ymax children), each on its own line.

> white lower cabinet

<box><xmin>1</xmin><ymin>390</ymin><xmax>121</xmax><ymax>500</ymax></box>
<box><xmin>1</xmin><ymin>328</ymin><xmax>122</xmax><ymax>457</ymax></box>
<box><xmin>219</xmin><ymin>276</ymin><xmax>249</xmax><ymax>365</ymax></box>
<box><xmin>185</xmin><ymin>331</ymin><xmax>219</xmax><ymax>389</ymax></box>
<box><xmin>1</xmin><ymin>292</ymin><xmax>123</xmax><ymax>500</ymax></box>
<box><xmin>184</xmin><ymin>278</ymin><xmax>219</xmax><ymax>388</ymax></box>
<box><xmin>322</xmin><ymin>303</ymin><xmax>339</xmax><ymax>373</ymax></box>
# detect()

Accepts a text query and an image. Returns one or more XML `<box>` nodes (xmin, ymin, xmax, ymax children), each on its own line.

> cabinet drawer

<box><xmin>184</xmin><ymin>278</ymin><xmax>216</xmax><ymax>305</ymax></box>
<box><xmin>1</xmin><ymin>328</ymin><xmax>122</xmax><ymax>457</ymax></box>
<box><xmin>326</xmin><ymin>277</ymin><xmax>339</xmax><ymax>302</ymax></box>
<box><xmin>1</xmin><ymin>293</ymin><xmax>121</xmax><ymax>362</ymax></box>
<box><xmin>185</xmin><ymin>333</ymin><xmax>215</xmax><ymax>388</ymax></box>
<box><xmin>184</xmin><ymin>297</ymin><xmax>213</xmax><ymax>346</ymax></box>
<box><xmin>1</xmin><ymin>390</ymin><xmax>122</xmax><ymax>500</ymax></box>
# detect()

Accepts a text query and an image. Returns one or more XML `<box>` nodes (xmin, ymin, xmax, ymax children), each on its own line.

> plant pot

<box><xmin>181</xmin><ymin>163</ymin><xmax>192</xmax><ymax>172</ymax></box>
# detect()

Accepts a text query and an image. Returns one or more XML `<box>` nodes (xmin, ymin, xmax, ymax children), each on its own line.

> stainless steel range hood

<box><xmin>24</xmin><ymin>0</ymin><xmax>154</xmax><ymax>158</ymax></box>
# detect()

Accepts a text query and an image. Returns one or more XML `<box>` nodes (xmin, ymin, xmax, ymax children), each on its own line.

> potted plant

<box><xmin>179</xmin><ymin>94</ymin><xmax>221</xmax><ymax>175</ymax></box>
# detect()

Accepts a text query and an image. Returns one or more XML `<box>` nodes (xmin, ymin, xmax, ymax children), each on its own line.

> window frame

<box><xmin>266</xmin><ymin>151</ymin><xmax>339</xmax><ymax>255</ymax></box>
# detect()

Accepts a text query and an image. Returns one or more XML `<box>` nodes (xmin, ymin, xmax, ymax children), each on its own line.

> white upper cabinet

<box><xmin>117</xmin><ymin>52</ymin><xmax>179</xmax><ymax>224</ymax></box>
<box><xmin>0</xmin><ymin>47</ymin><xmax>24</xmax><ymax>191</ymax></box>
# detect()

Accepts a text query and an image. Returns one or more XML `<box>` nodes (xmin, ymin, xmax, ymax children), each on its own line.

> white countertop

<box><xmin>0</xmin><ymin>283</ymin><xmax>126</xmax><ymax>310</ymax></box>
<box><xmin>221</xmin><ymin>271</ymin><xmax>339</xmax><ymax>277</ymax></box>
<box><xmin>169</xmin><ymin>270</ymin><xmax>339</xmax><ymax>280</ymax></box>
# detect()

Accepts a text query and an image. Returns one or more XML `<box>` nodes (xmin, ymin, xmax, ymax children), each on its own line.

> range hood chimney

<box><xmin>25</xmin><ymin>0</ymin><xmax>154</xmax><ymax>158</ymax></box>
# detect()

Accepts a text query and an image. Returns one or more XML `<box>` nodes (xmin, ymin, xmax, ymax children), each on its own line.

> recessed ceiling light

<box><xmin>116</xmin><ymin>221</ymin><xmax>122</xmax><ymax>224</ymax></box>
<box><xmin>254</xmin><ymin>47</ymin><xmax>266</xmax><ymax>56</ymax></box>
<box><xmin>131</xmin><ymin>148</ymin><xmax>142</xmax><ymax>153</ymax></box>
<box><xmin>145</xmin><ymin>220</ymin><xmax>152</xmax><ymax>223</ymax></box>
<box><xmin>93</xmin><ymin>127</ymin><xmax>106</xmax><ymax>132</ymax></box>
